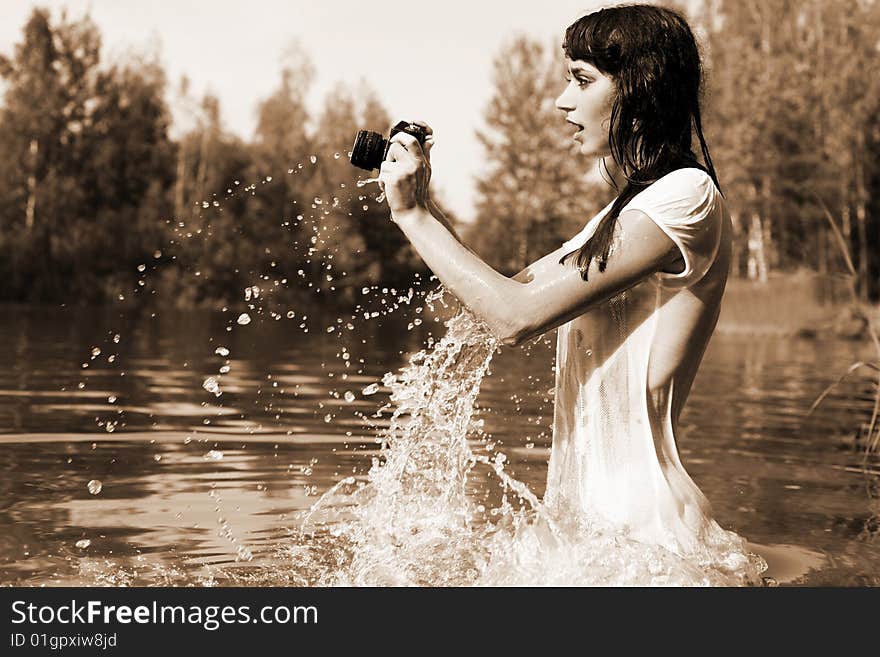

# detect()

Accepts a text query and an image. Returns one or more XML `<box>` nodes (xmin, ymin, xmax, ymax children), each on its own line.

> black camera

<box><xmin>349</xmin><ymin>121</ymin><xmax>429</xmax><ymax>171</ymax></box>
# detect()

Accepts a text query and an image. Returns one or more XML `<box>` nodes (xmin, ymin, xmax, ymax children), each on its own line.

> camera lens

<box><xmin>350</xmin><ymin>130</ymin><xmax>388</xmax><ymax>171</ymax></box>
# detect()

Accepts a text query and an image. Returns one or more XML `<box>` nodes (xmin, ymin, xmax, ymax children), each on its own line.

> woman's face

<box><xmin>555</xmin><ymin>57</ymin><xmax>616</xmax><ymax>158</ymax></box>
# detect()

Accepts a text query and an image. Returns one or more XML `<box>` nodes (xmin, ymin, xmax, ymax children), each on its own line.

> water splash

<box><xmin>285</xmin><ymin>290</ymin><xmax>767</xmax><ymax>586</ymax></box>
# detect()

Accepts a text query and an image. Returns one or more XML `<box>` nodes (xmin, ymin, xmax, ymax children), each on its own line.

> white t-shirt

<box><xmin>545</xmin><ymin>167</ymin><xmax>754</xmax><ymax>564</ymax></box>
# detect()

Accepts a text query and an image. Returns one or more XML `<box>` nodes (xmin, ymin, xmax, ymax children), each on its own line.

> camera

<box><xmin>349</xmin><ymin>121</ymin><xmax>429</xmax><ymax>171</ymax></box>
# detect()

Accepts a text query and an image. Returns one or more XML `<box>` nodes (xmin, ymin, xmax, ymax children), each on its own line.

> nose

<box><xmin>555</xmin><ymin>85</ymin><xmax>574</xmax><ymax>112</ymax></box>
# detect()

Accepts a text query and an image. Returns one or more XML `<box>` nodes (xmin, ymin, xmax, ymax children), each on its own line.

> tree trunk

<box><xmin>174</xmin><ymin>141</ymin><xmax>187</xmax><ymax>219</ymax></box>
<box><xmin>730</xmin><ymin>211</ymin><xmax>742</xmax><ymax>278</ymax></box>
<box><xmin>747</xmin><ymin>212</ymin><xmax>768</xmax><ymax>283</ymax></box>
<box><xmin>25</xmin><ymin>138</ymin><xmax>38</xmax><ymax>234</ymax></box>
<box><xmin>855</xmin><ymin>143</ymin><xmax>869</xmax><ymax>302</ymax></box>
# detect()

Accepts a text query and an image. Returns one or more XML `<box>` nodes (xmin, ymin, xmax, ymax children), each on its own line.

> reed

<box><xmin>807</xmin><ymin>195</ymin><xmax>880</xmax><ymax>455</ymax></box>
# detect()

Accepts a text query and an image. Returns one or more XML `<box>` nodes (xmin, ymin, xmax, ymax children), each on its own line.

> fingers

<box><xmin>411</xmin><ymin>120</ymin><xmax>433</xmax><ymax>136</ymax></box>
<box><xmin>389</xmin><ymin>132</ymin><xmax>425</xmax><ymax>158</ymax></box>
<box><xmin>411</xmin><ymin>121</ymin><xmax>434</xmax><ymax>156</ymax></box>
<box><xmin>386</xmin><ymin>141</ymin><xmax>408</xmax><ymax>163</ymax></box>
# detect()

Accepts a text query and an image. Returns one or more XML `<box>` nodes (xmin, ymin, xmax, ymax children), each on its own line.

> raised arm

<box><xmin>379</xmin><ymin>132</ymin><xmax>681</xmax><ymax>346</ymax></box>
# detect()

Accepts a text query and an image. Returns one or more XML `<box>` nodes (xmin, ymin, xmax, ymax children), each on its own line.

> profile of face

<box><xmin>555</xmin><ymin>58</ymin><xmax>615</xmax><ymax>158</ymax></box>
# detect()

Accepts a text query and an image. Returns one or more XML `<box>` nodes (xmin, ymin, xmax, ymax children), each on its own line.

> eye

<box><xmin>564</xmin><ymin>74</ymin><xmax>591</xmax><ymax>88</ymax></box>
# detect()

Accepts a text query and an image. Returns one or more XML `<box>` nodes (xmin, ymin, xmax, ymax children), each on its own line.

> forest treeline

<box><xmin>2</xmin><ymin>1</ymin><xmax>879</xmax><ymax>308</ymax></box>
<box><xmin>0</xmin><ymin>8</ymin><xmax>432</xmax><ymax>308</ymax></box>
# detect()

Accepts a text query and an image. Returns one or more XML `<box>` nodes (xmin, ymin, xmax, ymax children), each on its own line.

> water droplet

<box><xmin>87</xmin><ymin>479</ymin><xmax>102</xmax><ymax>495</ymax></box>
<box><xmin>323</xmin><ymin>413</ymin><xmax>332</xmax><ymax>423</ymax></box>
<box><xmin>75</xmin><ymin>539</ymin><xmax>91</xmax><ymax>549</ymax></box>
<box><xmin>137</xmin><ymin>264</ymin><xmax>146</xmax><ymax>272</ymax></box>
<box><xmin>363</xmin><ymin>205</ymin><xmax>369</xmax><ymax>211</ymax></box>
<box><xmin>108</xmin><ymin>395</ymin><xmax>117</xmax><ymax>404</ymax></box>
<box><xmin>113</xmin><ymin>334</ymin><xmax>121</xmax><ymax>343</ymax></box>
<box><xmin>334</xmin><ymin>152</ymin><xmax>341</xmax><ymax>159</ymax></box>
<box><xmin>236</xmin><ymin>313</ymin><xmax>251</xmax><ymax>325</ymax></box>
<box><xmin>286</xmin><ymin>310</ymin><xmax>295</xmax><ymax>319</ymax></box>
<box><xmin>219</xmin><ymin>365</ymin><xmax>230</xmax><ymax>374</ymax></box>
<box><xmin>203</xmin><ymin>377</ymin><xmax>222</xmax><ymax>396</ymax></box>
<box><xmin>91</xmin><ymin>347</ymin><xmax>101</xmax><ymax>357</ymax></box>
<box><xmin>153</xmin><ymin>454</ymin><xmax>162</xmax><ymax>462</ymax></box>
<box><xmin>309</xmin><ymin>155</ymin><xmax>317</xmax><ymax>164</ymax></box>
<box><xmin>204</xmin><ymin>450</ymin><xmax>224</xmax><ymax>460</ymax></box>
<box><xmin>361</xmin><ymin>287</ymin><xmax>370</xmax><ymax>294</ymax></box>
<box><xmin>314</xmin><ymin>197</ymin><xmax>323</xmax><ymax>205</ymax></box>
<box><xmin>344</xmin><ymin>391</ymin><xmax>356</xmax><ymax>403</ymax></box>
<box><xmin>362</xmin><ymin>383</ymin><xmax>379</xmax><ymax>396</ymax></box>
<box><xmin>214</xmin><ymin>346</ymin><xmax>230</xmax><ymax>356</ymax></box>
<box><xmin>266</xmin><ymin>175</ymin><xmax>273</xmax><ymax>182</ymax></box>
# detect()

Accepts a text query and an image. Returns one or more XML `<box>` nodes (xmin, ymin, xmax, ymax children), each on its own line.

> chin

<box><xmin>578</xmin><ymin>140</ymin><xmax>605</xmax><ymax>157</ymax></box>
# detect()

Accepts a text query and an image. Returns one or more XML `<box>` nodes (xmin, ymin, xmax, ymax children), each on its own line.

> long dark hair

<box><xmin>560</xmin><ymin>4</ymin><xmax>721</xmax><ymax>279</ymax></box>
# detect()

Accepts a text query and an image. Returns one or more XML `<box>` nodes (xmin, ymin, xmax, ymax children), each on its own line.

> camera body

<box><xmin>350</xmin><ymin>121</ymin><xmax>428</xmax><ymax>171</ymax></box>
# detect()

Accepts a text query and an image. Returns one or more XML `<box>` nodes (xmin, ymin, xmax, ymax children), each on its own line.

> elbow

<box><xmin>498</xmin><ymin>315</ymin><xmax>536</xmax><ymax>348</ymax></box>
<box><xmin>488</xmin><ymin>284</ymin><xmax>539</xmax><ymax>347</ymax></box>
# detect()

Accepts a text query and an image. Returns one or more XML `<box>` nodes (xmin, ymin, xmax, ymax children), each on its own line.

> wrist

<box><xmin>392</xmin><ymin>204</ymin><xmax>430</xmax><ymax>225</ymax></box>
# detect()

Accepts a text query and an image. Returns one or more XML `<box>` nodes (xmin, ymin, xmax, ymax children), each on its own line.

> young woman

<box><xmin>378</xmin><ymin>4</ymin><xmax>765</xmax><ymax>577</ymax></box>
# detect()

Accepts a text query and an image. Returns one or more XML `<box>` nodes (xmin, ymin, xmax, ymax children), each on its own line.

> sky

<box><xmin>0</xmin><ymin>0</ymin><xmax>611</xmax><ymax>221</ymax></box>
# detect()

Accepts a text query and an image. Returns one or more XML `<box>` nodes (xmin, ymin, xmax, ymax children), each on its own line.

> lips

<box><xmin>566</xmin><ymin>119</ymin><xmax>584</xmax><ymax>140</ymax></box>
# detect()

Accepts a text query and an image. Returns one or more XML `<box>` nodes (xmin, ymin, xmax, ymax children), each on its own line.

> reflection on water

<box><xmin>0</xmin><ymin>303</ymin><xmax>878</xmax><ymax>585</ymax></box>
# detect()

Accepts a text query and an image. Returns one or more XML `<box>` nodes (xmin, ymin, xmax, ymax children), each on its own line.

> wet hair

<box><xmin>559</xmin><ymin>4</ymin><xmax>721</xmax><ymax>279</ymax></box>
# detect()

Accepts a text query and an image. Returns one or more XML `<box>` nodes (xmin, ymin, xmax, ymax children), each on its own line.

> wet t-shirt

<box><xmin>545</xmin><ymin>167</ymin><xmax>752</xmax><ymax>561</ymax></box>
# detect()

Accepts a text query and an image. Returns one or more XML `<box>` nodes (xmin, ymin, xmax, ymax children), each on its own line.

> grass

<box><xmin>718</xmin><ymin>269</ymin><xmax>849</xmax><ymax>336</ymax></box>
<box><xmin>805</xmin><ymin>197</ymin><xmax>880</xmax><ymax>456</ymax></box>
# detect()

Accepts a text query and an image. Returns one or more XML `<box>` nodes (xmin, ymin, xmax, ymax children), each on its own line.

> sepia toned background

<box><xmin>0</xmin><ymin>0</ymin><xmax>878</xmax><ymax>585</ymax></box>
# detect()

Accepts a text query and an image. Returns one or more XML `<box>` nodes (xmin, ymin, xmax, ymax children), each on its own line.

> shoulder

<box><xmin>623</xmin><ymin>167</ymin><xmax>721</xmax><ymax>226</ymax></box>
<box><xmin>636</xmin><ymin>167</ymin><xmax>717</xmax><ymax>203</ymax></box>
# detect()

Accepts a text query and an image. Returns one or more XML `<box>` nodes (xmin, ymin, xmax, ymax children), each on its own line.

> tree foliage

<box><xmin>468</xmin><ymin>36</ymin><xmax>607</xmax><ymax>274</ymax></box>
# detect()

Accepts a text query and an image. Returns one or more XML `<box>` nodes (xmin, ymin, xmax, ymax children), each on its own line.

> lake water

<box><xmin>0</xmin><ymin>299</ymin><xmax>878</xmax><ymax>586</ymax></box>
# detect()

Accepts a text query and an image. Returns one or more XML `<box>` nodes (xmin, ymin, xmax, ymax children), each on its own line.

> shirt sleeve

<box><xmin>622</xmin><ymin>168</ymin><xmax>724</xmax><ymax>287</ymax></box>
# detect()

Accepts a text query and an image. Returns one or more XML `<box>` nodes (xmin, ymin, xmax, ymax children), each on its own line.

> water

<box><xmin>0</xmin><ymin>300</ymin><xmax>878</xmax><ymax>586</ymax></box>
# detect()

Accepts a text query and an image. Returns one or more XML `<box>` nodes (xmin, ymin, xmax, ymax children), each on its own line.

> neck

<box><xmin>584</xmin><ymin>155</ymin><xmax>624</xmax><ymax>190</ymax></box>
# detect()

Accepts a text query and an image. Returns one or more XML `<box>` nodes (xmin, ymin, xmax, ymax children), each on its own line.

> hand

<box><xmin>412</xmin><ymin>120</ymin><xmax>435</xmax><ymax>162</ymax></box>
<box><xmin>378</xmin><ymin>123</ymin><xmax>434</xmax><ymax>218</ymax></box>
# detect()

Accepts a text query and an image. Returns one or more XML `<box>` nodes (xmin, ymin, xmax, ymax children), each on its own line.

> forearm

<box><xmin>426</xmin><ymin>197</ymin><xmax>463</xmax><ymax>243</ymax></box>
<box><xmin>393</xmin><ymin>206</ymin><xmax>525</xmax><ymax>341</ymax></box>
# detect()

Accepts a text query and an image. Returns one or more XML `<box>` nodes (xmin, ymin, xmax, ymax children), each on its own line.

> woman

<box><xmin>378</xmin><ymin>5</ymin><xmax>765</xmax><ymax>579</ymax></box>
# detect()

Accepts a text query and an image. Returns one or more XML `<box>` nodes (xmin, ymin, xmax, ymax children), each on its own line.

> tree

<box><xmin>468</xmin><ymin>36</ymin><xmax>602</xmax><ymax>274</ymax></box>
<box><xmin>0</xmin><ymin>9</ymin><xmax>175</xmax><ymax>302</ymax></box>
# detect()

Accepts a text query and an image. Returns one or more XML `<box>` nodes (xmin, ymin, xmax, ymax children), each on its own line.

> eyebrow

<box><xmin>568</xmin><ymin>64</ymin><xmax>595</xmax><ymax>76</ymax></box>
